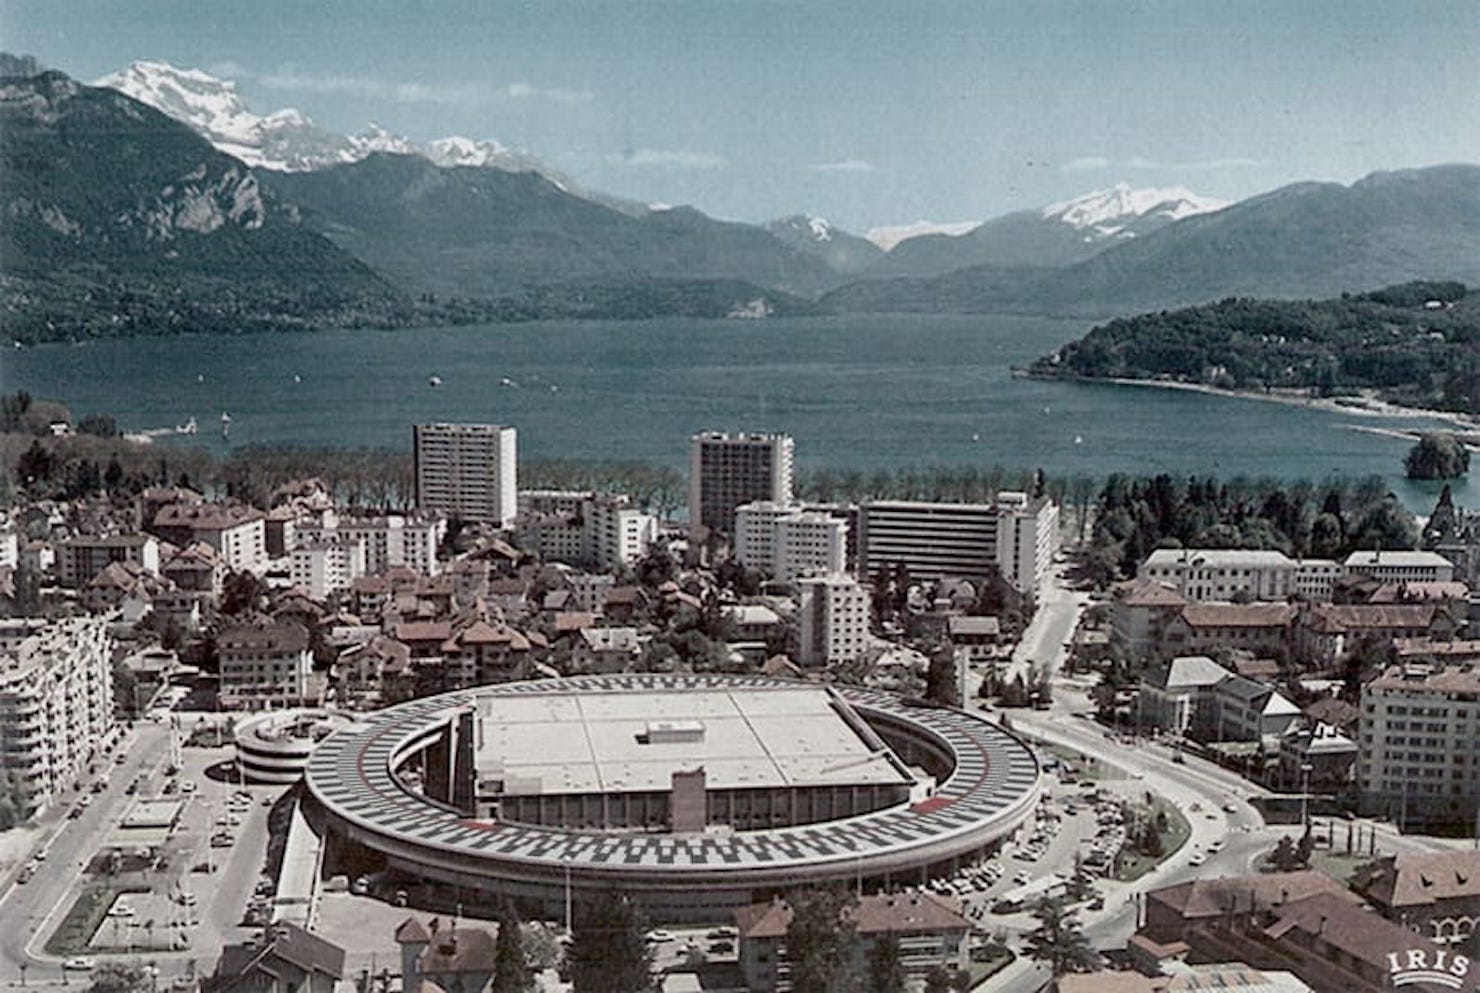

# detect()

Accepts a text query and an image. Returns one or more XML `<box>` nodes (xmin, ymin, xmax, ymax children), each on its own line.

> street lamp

<box><xmin>1300</xmin><ymin>763</ymin><xmax>1313</xmax><ymax>829</ymax></box>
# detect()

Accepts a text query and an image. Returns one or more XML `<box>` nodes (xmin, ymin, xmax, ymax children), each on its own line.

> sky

<box><xmin>5</xmin><ymin>0</ymin><xmax>1480</xmax><ymax>234</ymax></box>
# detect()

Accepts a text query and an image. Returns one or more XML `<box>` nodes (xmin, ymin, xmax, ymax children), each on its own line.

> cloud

<box><xmin>503</xmin><ymin>82</ymin><xmax>592</xmax><ymax>105</ymax></box>
<box><xmin>1061</xmin><ymin>155</ymin><xmax>1261</xmax><ymax>174</ymax></box>
<box><xmin>806</xmin><ymin>158</ymin><xmax>877</xmax><ymax>173</ymax></box>
<box><xmin>615</xmin><ymin>149</ymin><xmax>729</xmax><ymax>170</ymax></box>
<box><xmin>221</xmin><ymin>64</ymin><xmax>591</xmax><ymax>108</ymax></box>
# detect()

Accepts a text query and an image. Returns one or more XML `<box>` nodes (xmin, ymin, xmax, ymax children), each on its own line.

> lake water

<box><xmin>2</xmin><ymin>313</ymin><xmax>1470</xmax><ymax>514</ymax></box>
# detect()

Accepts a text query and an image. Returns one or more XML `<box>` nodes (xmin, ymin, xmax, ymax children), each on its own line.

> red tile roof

<box><xmin>734</xmin><ymin>893</ymin><xmax>970</xmax><ymax>940</ymax></box>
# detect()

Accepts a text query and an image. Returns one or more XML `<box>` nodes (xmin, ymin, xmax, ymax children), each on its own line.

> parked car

<box><xmin>64</xmin><ymin>959</ymin><xmax>95</xmax><ymax>971</ymax></box>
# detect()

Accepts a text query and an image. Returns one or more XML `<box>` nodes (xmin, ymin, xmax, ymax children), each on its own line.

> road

<box><xmin>0</xmin><ymin>713</ymin><xmax>287</xmax><ymax>987</ymax></box>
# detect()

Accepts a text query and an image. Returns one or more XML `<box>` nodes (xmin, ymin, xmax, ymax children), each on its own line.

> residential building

<box><xmin>1299</xmin><ymin>603</ymin><xmax>1457</xmax><ymax>665</ymax></box>
<box><xmin>946</xmin><ymin>615</ymin><xmax>1003</xmax><ymax>662</ymax></box>
<box><xmin>1058</xmin><ymin>966</ymin><xmax>1314</xmax><ymax>993</ymax></box>
<box><xmin>294</xmin><ymin>512</ymin><xmax>444</xmax><ymax>577</ymax></box>
<box><xmin>0</xmin><ymin>525</ymin><xmax>16</xmax><ymax>569</ymax></box>
<box><xmin>394</xmin><ymin>917</ymin><xmax>497</xmax><ymax>993</ymax></box>
<box><xmin>517</xmin><ymin>491</ymin><xmax>656</xmax><ymax>571</ymax></box>
<box><xmin>992</xmin><ymin>491</ymin><xmax>1061</xmax><ymax>594</ymax></box>
<box><xmin>572</xmin><ymin>626</ymin><xmax>642</xmax><ymax>672</ymax></box>
<box><xmin>290</xmin><ymin>538</ymin><xmax>367</xmax><ymax>599</ymax></box>
<box><xmin>1344</xmin><ymin>550</ymin><xmax>1456</xmax><ymax>585</ymax></box>
<box><xmin>858</xmin><ymin>493</ymin><xmax>1058</xmax><ymax>593</ymax></box>
<box><xmin>1161</xmin><ymin>603</ymin><xmax>1298</xmax><ymax>659</ymax></box>
<box><xmin>1352</xmin><ymin>850</ymin><xmax>1480</xmax><ymax>945</ymax></box>
<box><xmin>1358</xmin><ymin>663</ymin><xmax>1480</xmax><ymax>829</ymax></box>
<box><xmin>151</xmin><ymin>503</ymin><xmax>267</xmax><ymax>572</ymax></box>
<box><xmin>734</xmin><ymin>892</ymin><xmax>971</xmax><ymax>993</ymax></box>
<box><xmin>797</xmin><ymin>573</ymin><xmax>870</xmax><ymax>667</ymax></box>
<box><xmin>218</xmin><ymin>620</ymin><xmax>315</xmax><ymax>710</ymax></box>
<box><xmin>1277</xmin><ymin>722</ymin><xmax>1358</xmax><ymax>792</ymax></box>
<box><xmin>1135</xmin><ymin>873</ymin><xmax>1430</xmax><ymax>993</ymax></box>
<box><xmin>859</xmin><ymin>500</ymin><xmax>999</xmax><ymax>584</ymax></box>
<box><xmin>688</xmin><ymin>431</ymin><xmax>794</xmax><ymax>538</ymax></box>
<box><xmin>1137</xmin><ymin>655</ymin><xmax>1299</xmax><ymax>742</ymax></box>
<box><xmin>1111</xmin><ymin>579</ymin><xmax>1191</xmax><ymax>658</ymax></box>
<box><xmin>55</xmin><ymin>532</ymin><xmax>160</xmax><ymax>588</ymax></box>
<box><xmin>413</xmin><ymin>422</ymin><xmax>518</xmax><ymax>527</ymax></box>
<box><xmin>0</xmin><ymin>617</ymin><xmax>116</xmax><ymax>816</ymax></box>
<box><xmin>207</xmin><ymin>923</ymin><xmax>345</xmax><ymax>993</ymax></box>
<box><xmin>161</xmin><ymin>541</ymin><xmax>226</xmax><ymax>600</ymax></box>
<box><xmin>734</xmin><ymin>501</ymin><xmax>847</xmax><ymax>582</ymax></box>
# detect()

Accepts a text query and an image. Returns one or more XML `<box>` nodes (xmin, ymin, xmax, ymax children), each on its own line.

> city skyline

<box><xmin>5</xmin><ymin>0</ymin><xmax>1480</xmax><ymax>232</ymax></box>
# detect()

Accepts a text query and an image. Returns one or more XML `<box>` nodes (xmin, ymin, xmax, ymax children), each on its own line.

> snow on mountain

<box><xmin>1041</xmin><ymin>183</ymin><xmax>1229</xmax><ymax>239</ymax></box>
<box><xmin>94</xmin><ymin>61</ymin><xmax>554</xmax><ymax>179</ymax></box>
<box><xmin>867</xmin><ymin>220</ymin><xmax>980</xmax><ymax>251</ymax></box>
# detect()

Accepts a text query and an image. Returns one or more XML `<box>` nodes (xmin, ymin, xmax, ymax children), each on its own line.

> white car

<box><xmin>646</xmin><ymin>929</ymin><xmax>674</xmax><ymax>943</ymax></box>
<box><xmin>64</xmin><ymin>959</ymin><xmax>95</xmax><ymax>971</ymax></box>
<box><xmin>1189</xmin><ymin>851</ymin><xmax>1207</xmax><ymax>867</ymax></box>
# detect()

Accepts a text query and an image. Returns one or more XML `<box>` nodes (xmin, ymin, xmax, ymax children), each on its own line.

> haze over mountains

<box><xmin>5</xmin><ymin>54</ymin><xmax>1480</xmax><ymax>340</ymax></box>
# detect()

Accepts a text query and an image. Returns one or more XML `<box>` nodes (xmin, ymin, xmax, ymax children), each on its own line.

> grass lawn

<box><xmin>1114</xmin><ymin>794</ymin><xmax>1192</xmax><ymax>883</ymax></box>
<box><xmin>965</xmin><ymin>951</ymin><xmax>1014</xmax><ymax>989</ymax></box>
<box><xmin>44</xmin><ymin>883</ymin><xmax>149</xmax><ymax>956</ymax></box>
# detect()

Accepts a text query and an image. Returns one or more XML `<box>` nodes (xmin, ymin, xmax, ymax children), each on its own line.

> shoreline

<box><xmin>1021</xmin><ymin>370</ymin><xmax>1480</xmax><ymax>433</ymax></box>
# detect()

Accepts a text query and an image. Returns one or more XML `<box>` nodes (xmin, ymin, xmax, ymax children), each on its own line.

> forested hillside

<box><xmin>1031</xmin><ymin>281</ymin><xmax>1480</xmax><ymax>415</ymax></box>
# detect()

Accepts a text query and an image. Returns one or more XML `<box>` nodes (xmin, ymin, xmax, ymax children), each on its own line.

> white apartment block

<box><xmin>1138</xmin><ymin>548</ymin><xmax>1343</xmax><ymax>603</ymax></box>
<box><xmin>290</xmin><ymin>538</ymin><xmax>367</xmax><ymax>599</ymax></box>
<box><xmin>151</xmin><ymin>504</ymin><xmax>267</xmax><ymax>573</ymax></box>
<box><xmin>413</xmin><ymin>422</ymin><xmax>518</xmax><ymax>528</ymax></box>
<box><xmin>734</xmin><ymin>501</ymin><xmax>847</xmax><ymax>582</ymax></box>
<box><xmin>0</xmin><ymin>617</ymin><xmax>116</xmax><ymax>816</ymax></box>
<box><xmin>218</xmin><ymin>621</ymin><xmax>315</xmax><ymax>710</ymax></box>
<box><xmin>1345</xmin><ymin>550</ymin><xmax>1456</xmax><ymax>585</ymax></box>
<box><xmin>992</xmin><ymin>491</ymin><xmax>1061</xmax><ymax>594</ymax></box>
<box><xmin>688</xmin><ymin>431</ymin><xmax>794</xmax><ymax>537</ymax></box>
<box><xmin>55</xmin><ymin>533</ymin><xmax>161</xmax><ymax>588</ymax></box>
<box><xmin>517</xmin><ymin>490</ymin><xmax>655</xmax><ymax>571</ymax></box>
<box><xmin>1358</xmin><ymin>663</ymin><xmax>1480</xmax><ymax>829</ymax></box>
<box><xmin>0</xmin><ymin>525</ymin><xmax>18</xmax><ymax>570</ymax></box>
<box><xmin>797</xmin><ymin>573</ymin><xmax>871</xmax><ymax>667</ymax></box>
<box><xmin>295</xmin><ymin>512</ymin><xmax>444</xmax><ymax>577</ymax></box>
<box><xmin>858</xmin><ymin>492</ymin><xmax>1059</xmax><ymax>593</ymax></box>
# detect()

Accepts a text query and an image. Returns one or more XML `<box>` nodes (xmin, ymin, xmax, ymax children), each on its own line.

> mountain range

<box><xmin>6</xmin><ymin>53</ymin><xmax>1480</xmax><ymax>341</ymax></box>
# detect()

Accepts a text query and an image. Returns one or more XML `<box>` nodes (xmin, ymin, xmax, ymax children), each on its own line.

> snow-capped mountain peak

<box><xmin>93</xmin><ymin>60</ymin><xmax>559</xmax><ymax>181</ymax></box>
<box><xmin>1042</xmin><ymin>183</ymin><xmax>1228</xmax><ymax>238</ymax></box>
<box><xmin>425</xmin><ymin>136</ymin><xmax>510</xmax><ymax>168</ymax></box>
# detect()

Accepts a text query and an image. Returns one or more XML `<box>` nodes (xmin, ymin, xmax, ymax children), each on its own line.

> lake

<box><xmin>3</xmin><ymin>313</ymin><xmax>1469</xmax><ymax>514</ymax></box>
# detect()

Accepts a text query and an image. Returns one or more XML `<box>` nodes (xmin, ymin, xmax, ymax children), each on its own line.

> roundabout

<box><xmin>303</xmin><ymin>673</ymin><xmax>1041</xmax><ymax>920</ymax></box>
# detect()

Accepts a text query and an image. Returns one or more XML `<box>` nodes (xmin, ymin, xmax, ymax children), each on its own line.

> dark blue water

<box><xmin>2</xmin><ymin>314</ymin><xmax>1469</xmax><ymax>513</ymax></box>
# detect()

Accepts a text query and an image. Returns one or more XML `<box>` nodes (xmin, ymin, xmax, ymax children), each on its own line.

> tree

<box><xmin>86</xmin><ymin>964</ymin><xmax>148</xmax><ymax>993</ymax></box>
<box><xmin>867</xmin><ymin>931</ymin><xmax>907</xmax><ymax>993</ymax></box>
<box><xmin>925</xmin><ymin>648</ymin><xmax>960</xmax><ymax>707</ymax></box>
<box><xmin>786</xmin><ymin>885</ymin><xmax>860</xmax><ymax>993</ymax></box>
<box><xmin>1271</xmin><ymin>835</ymin><xmax>1300</xmax><ymax>872</ymax></box>
<box><xmin>1023</xmin><ymin>896</ymin><xmax>1097</xmax><ymax>977</ymax></box>
<box><xmin>491</xmin><ymin>902</ymin><xmax>534</xmax><ymax>993</ymax></box>
<box><xmin>567</xmin><ymin>891</ymin><xmax>652</xmax><ymax>993</ymax></box>
<box><xmin>1405</xmin><ymin>433</ymin><xmax>1470</xmax><ymax>480</ymax></box>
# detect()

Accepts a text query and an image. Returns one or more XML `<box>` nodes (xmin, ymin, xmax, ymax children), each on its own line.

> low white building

<box><xmin>1138</xmin><ymin>548</ymin><xmax>1343</xmax><ymax>603</ymax></box>
<box><xmin>1344</xmin><ymin>550</ymin><xmax>1456</xmax><ymax>585</ymax></box>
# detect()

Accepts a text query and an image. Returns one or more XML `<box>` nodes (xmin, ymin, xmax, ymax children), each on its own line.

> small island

<box><xmin>1027</xmin><ymin>280</ymin><xmax>1480</xmax><ymax>418</ymax></box>
<box><xmin>1405</xmin><ymin>432</ymin><xmax>1471</xmax><ymax>479</ymax></box>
